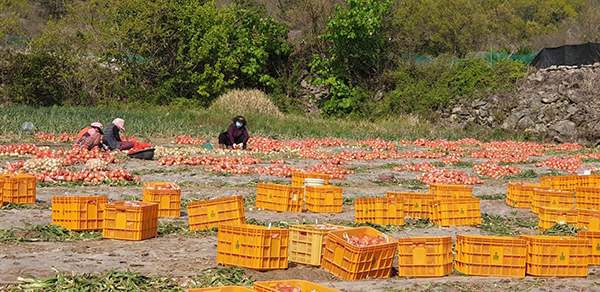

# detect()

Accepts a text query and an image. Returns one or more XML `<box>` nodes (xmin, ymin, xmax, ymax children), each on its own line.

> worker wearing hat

<box><xmin>103</xmin><ymin>118</ymin><xmax>134</xmax><ymax>151</ymax></box>
<box><xmin>73</xmin><ymin>122</ymin><xmax>104</xmax><ymax>150</ymax></box>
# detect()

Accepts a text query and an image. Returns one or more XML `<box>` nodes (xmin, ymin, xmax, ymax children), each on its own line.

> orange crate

<box><xmin>386</xmin><ymin>192</ymin><xmax>434</xmax><ymax>218</ymax></box>
<box><xmin>321</xmin><ymin>227</ymin><xmax>397</xmax><ymax>280</ymax></box>
<box><xmin>531</xmin><ymin>189</ymin><xmax>574</xmax><ymax>214</ymax></box>
<box><xmin>541</xmin><ymin>176</ymin><xmax>581</xmax><ymax>191</ymax></box>
<box><xmin>575</xmin><ymin>187</ymin><xmax>600</xmax><ymax>210</ymax></box>
<box><xmin>187</xmin><ymin>195</ymin><xmax>246</xmax><ymax>231</ymax></box>
<box><xmin>506</xmin><ymin>182</ymin><xmax>550</xmax><ymax>209</ymax></box>
<box><xmin>577</xmin><ymin>231</ymin><xmax>600</xmax><ymax>266</ymax></box>
<box><xmin>103</xmin><ymin>201</ymin><xmax>158</xmax><ymax>241</ymax></box>
<box><xmin>577</xmin><ymin>209</ymin><xmax>600</xmax><ymax>231</ymax></box>
<box><xmin>254</xmin><ymin>280</ymin><xmax>341</xmax><ymax>292</ymax></box>
<box><xmin>428</xmin><ymin>184</ymin><xmax>472</xmax><ymax>199</ymax></box>
<box><xmin>291</xmin><ymin>172</ymin><xmax>330</xmax><ymax>187</ymax></box>
<box><xmin>1</xmin><ymin>173</ymin><xmax>35</xmax><ymax>204</ymax></box>
<box><xmin>355</xmin><ymin>197</ymin><xmax>404</xmax><ymax>226</ymax></box>
<box><xmin>397</xmin><ymin>236</ymin><xmax>452</xmax><ymax>277</ymax></box>
<box><xmin>538</xmin><ymin>207</ymin><xmax>577</xmax><ymax>233</ymax></box>
<box><xmin>216</xmin><ymin>224</ymin><xmax>289</xmax><ymax>270</ymax></box>
<box><xmin>455</xmin><ymin>235</ymin><xmax>527</xmax><ymax>277</ymax></box>
<box><xmin>519</xmin><ymin>235</ymin><xmax>590</xmax><ymax>277</ymax></box>
<box><xmin>430</xmin><ymin>198</ymin><xmax>481</xmax><ymax>227</ymax></box>
<box><xmin>289</xmin><ymin>224</ymin><xmax>347</xmax><ymax>266</ymax></box>
<box><xmin>256</xmin><ymin>183</ymin><xmax>303</xmax><ymax>212</ymax></box>
<box><xmin>305</xmin><ymin>185</ymin><xmax>343</xmax><ymax>213</ymax></box>
<box><xmin>186</xmin><ymin>287</ymin><xmax>253</xmax><ymax>292</ymax></box>
<box><xmin>142</xmin><ymin>182</ymin><xmax>181</xmax><ymax>217</ymax></box>
<box><xmin>579</xmin><ymin>175</ymin><xmax>600</xmax><ymax>188</ymax></box>
<box><xmin>52</xmin><ymin>196</ymin><xmax>107</xmax><ymax>231</ymax></box>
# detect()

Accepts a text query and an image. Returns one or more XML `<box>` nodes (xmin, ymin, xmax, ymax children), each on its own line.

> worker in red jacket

<box><xmin>73</xmin><ymin>122</ymin><xmax>104</xmax><ymax>150</ymax></box>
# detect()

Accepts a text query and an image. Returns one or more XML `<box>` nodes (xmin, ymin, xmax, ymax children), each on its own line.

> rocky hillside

<box><xmin>445</xmin><ymin>62</ymin><xmax>600</xmax><ymax>145</ymax></box>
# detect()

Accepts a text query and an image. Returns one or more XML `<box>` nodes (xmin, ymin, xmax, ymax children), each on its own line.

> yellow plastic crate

<box><xmin>186</xmin><ymin>287</ymin><xmax>253</xmax><ymax>292</ymax></box>
<box><xmin>291</xmin><ymin>172</ymin><xmax>330</xmax><ymax>187</ymax></box>
<box><xmin>254</xmin><ymin>280</ymin><xmax>341</xmax><ymax>292</ymax></box>
<box><xmin>386</xmin><ymin>192</ymin><xmax>434</xmax><ymax>218</ymax></box>
<box><xmin>304</xmin><ymin>185</ymin><xmax>343</xmax><ymax>213</ymax></box>
<box><xmin>430</xmin><ymin>198</ymin><xmax>481</xmax><ymax>227</ymax></box>
<box><xmin>321</xmin><ymin>227</ymin><xmax>397</xmax><ymax>280</ymax></box>
<box><xmin>577</xmin><ymin>230</ymin><xmax>600</xmax><ymax>266</ymax></box>
<box><xmin>531</xmin><ymin>189</ymin><xmax>575</xmax><ymax>214</ymax></box>
<box><xmin>52</xmin><ymin>196</ymin><xmax>107</xmax><ymax>231</ymax></box>
<box><xmin>538</xmin><ymin>207</ymin><xmax>577</xmax><ymax>233</ymax></box>
<box><xmin>216</xmin><ymin>224</ymin><xmax>289</xmax><ymax>270</ymax></box>
<box><xmin>428</xmin><ymin>184</ymin><xmax>472</xmax><ymax>199</ymax></box>
<box><xmin>541</xmin><ymin>175</ymin><xmax>581</xmax><ymax>191</ymax></box>
<box><xmin>103</xmin><ymin>201</ymin><xmax>158</xmax><ymax>241</ymax></box>
<box><xmin>289</xmin><ymin>224</ymin><xmax>346</xmax><ymax>266</ymax></box>
<box><xmin>506</xmin><ymin>182</ymin><xmax>550</xmax><ymax>209</ymax></box>
<box><xmin>455</xmin><ymin>235</ymin><xmax>527</xmax><ymax>277</ymax></box>
<box><xmin>355</xmin><ymin>197</ymin><xmax>404</xmax><ymax>226</ymax></box>
<box><xmin>187</xmin><ymin>195</ymin><xmax>246</xmax><ymax>231</ymax></box>
<box><xmin>397</xmin><ymin>236</ymin><xmax>452</xmax><ymax>277</ymax></box>
<box><xmin>256</xmin><ymin>183</ymin><xmax>303</xmax><ymax>213</ymax></box>
<box><xmin>579</xmin><ymin>175</ymin><xmax>600</xmax><ymax>188</ymax></box>
<box><xmin>1</xmin><ymin>173</ymin><xmax>36</xmax><ymax>204</ymax></box>
<box><xmin>142</xmin><ymin>182</ymin><xmax>181</xmax><ymax>217</ymax></box>
<box><xmin>576</xmin><ymin>187</ymin><xmax>600</xmax><ymax>210</ymax></box>
<box><xmin>519</xmin><ymin>235</ymin><xmax>590</xmax><ymax>277</ymax></box>
<box><xmin>577</xmin><ymin>208</ymin><xmax>600</xmax><ymax>231</ymax></box>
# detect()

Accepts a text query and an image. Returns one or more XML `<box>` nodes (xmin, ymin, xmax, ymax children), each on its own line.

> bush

<box><xmin>209</xmin><ymin>89</ymin><xmax>283</xmax><ymax>118</ymax></box>
<box><xmin>379</xmin><ymin>58</ymin><xmax>526</xmax><ymax>116</ymax></box>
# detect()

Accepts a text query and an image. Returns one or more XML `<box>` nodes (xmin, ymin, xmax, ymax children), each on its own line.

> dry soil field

<box><xmin>1</xmin><ymin>137</ymin><xmax>600</xmax><ymax>292</ymax></box>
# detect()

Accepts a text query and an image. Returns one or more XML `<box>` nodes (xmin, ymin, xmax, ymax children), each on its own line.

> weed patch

<box><xmin>474</xmin><ymin>193</ymin><xmax>506</xmax><ymax>200</ymax></box>
<box><xmin>540</xmin><ymin>224</ymin><xmax>581</xmax><ymax>237</ymax></box>
<box><xmin>477</xmin><ymin>214</ymin><xmax>536</xmax><ymax>236</ymax></box>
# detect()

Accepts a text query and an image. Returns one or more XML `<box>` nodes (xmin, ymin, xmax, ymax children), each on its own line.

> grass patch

<box><xmin>37</xmin><ymin>180</ymin><xmax>143</xmax><ymax>188</ymax></box>
<box><xmin>14</xmin><ymin>266</ymin><xmax>253</xmax><ymax>291</ymax></box>
<box><xmin>0</xmin><ymin>105</ymin><xmax>535</xmax><ymax>141</ymax></box>
<box><xmin>0</xmin><ymin>224</ymin><xmax>102</xmax><ymax>243</ymax></box>
<box><xmin>432</xmin><ymin>161</ymin><xmax>475</xmax><ymax>168</ymax></box>
<box><xmin>121</xmin><ymin>194</ymin><xmax>141</xmax><ymax>201</ymax></box>
<box><xmin>540</xmin><ymin>224</ymin><xmax>581</xmax><ymax>237</ymax></box>
<box><xmin>380</xmin><ymin>163</ymin><xmax>403</xmax><ymax>169</ymax></box>
<box><xmin>244</xmin><ymin>218</ymin><xmax>437</xmax><ymax>233</ymax></box>
<box><xmin>131</xmin><ymin>168</ymin><xmax>192</xmax><ymax>175</ymax></box>
<box><xmin>244</xmin><ymin>193</ymin><xmax>256</xmax><ymax>207</ymax></box>
<box><xmin>582</xmin><ymin>158</ymin><xmax>600</xmax><ymax>163</ymax></box>
<box><xmin>477</xmin><ymin>214</ymin><xmax>537</xmax><ymax>236</ymax></box>
<box><xmin>474</xmin><ymin>193</ymin><xmax>506</xmax><ymax>200</ymax></box>
<box><xmin>502</xmin><ymin>169</ymin><xmax>559</xmax><ymax>180</ymax></box>
<box><xmin>330</xmin><ymin>182</ymin><xmax>359</xmax><ymax>187</ymax></box>
<box><xmin>345</xmin><ymin>166</ymin><xmax>371</xmax><ymax>174</ymax></box>
<box><xmin>343</xmin><ymin>197</ymin><xmax>356</xmax><ymax>205</ymax></box>
<box><xmin>218</xmin><ymin>179</ymin><xmax>286</xmax><ymax>188</ymax></box>
<box><xmin>499</xmin><ymin>159</ymin><xmax>539</xmax><ymax>165</ymax></box>
<box><xmin>373</xmin><ymin>179</ymin><xmax>426</xmax><ymax>190</ymax></box>
<box><xmin>1</xmin><ymin>202</ymin><xmax>49</xmax><ymax>210</ymax></box>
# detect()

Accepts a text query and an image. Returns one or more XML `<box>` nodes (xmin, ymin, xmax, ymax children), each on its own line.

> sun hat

<box><xmin>90</xmin><ymin>122</ymin><xmax>104</xmax><ymax>134</ymax></box>
<box><xmin>112</xmin><ymin>118</ymin><xmax>125</xmax><ymax>131</ymax></box>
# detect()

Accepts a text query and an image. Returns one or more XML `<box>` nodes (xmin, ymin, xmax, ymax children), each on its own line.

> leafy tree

<box><xmin>310</xmin><ymin>0</ymin><xmax>392</xmax><ymax>117</ymax></box>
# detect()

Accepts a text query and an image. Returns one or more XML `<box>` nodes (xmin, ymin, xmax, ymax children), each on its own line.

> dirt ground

<box><xmin>1</xmin><ymin>142</ymin><xmax>600</xmax><ymax>291</ymax></box>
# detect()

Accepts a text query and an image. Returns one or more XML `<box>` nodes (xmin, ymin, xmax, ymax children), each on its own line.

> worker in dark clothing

<box><xmin>218</xmin><ymin>116</ymin><xmax>249</xmax><ymax>150</ymax></box>
<box><xmin>103</xmin><ymin>118</ymin><xmax>134</xmax><ymax>151</ymax></box>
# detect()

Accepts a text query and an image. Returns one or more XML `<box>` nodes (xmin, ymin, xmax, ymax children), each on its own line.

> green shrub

<box><xmin>379</xmin><ymin>58</ymin><xmax>526</xmax><ymax>116</ymax></box>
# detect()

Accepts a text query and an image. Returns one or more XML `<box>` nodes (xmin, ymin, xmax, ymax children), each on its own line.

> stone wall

<box><xmin>444</xmin><ymin>62</ymin><xmax>600</xmax><ymax>145</ymax></box>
